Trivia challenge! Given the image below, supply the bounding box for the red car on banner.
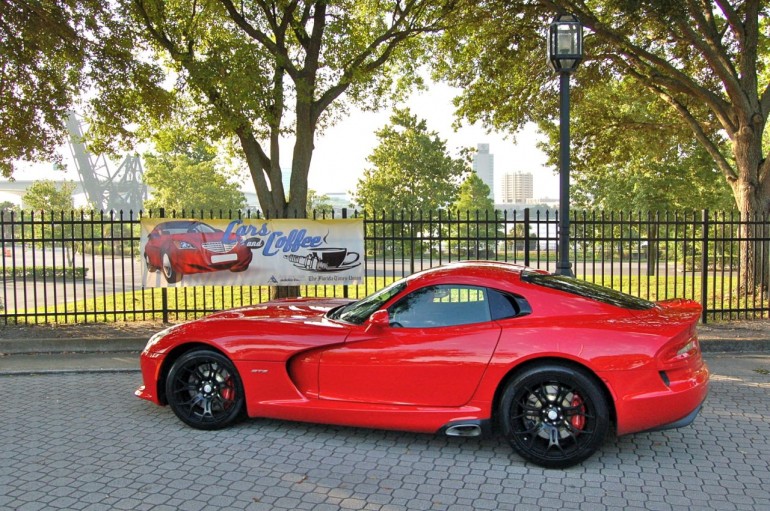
[143,220,253,283]
[136,261,709,467]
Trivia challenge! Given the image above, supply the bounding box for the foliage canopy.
[354,108,467,213]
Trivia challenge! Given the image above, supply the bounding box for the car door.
[318,284,502,407]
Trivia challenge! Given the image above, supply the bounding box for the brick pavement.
[1,361,769,511]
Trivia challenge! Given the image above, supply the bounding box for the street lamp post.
[548,14,583,277]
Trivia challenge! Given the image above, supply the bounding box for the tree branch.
[548,1,738,136]
[218,0,298,77]
[713,0,745,41]
[314,0,454,118]
[646,81,738,183]
[133,1,193,63]
[681,1,744,108]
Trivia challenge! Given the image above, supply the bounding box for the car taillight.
[657,335,700,370]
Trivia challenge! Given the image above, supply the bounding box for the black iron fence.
[2,208,768,324]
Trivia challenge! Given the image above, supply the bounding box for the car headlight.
[144,325,176,353]
[174,240,196,250]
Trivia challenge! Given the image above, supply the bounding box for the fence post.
[159,207,169,324]
[342,208,349,299]
[524,208,531,267]
[701,209,709,324]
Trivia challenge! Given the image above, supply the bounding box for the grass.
[3,276,399,325]
[3,273,767,325]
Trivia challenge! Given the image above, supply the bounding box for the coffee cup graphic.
[310,247,360,269]
[285,248,360,271]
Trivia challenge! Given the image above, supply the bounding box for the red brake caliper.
[221,377,234,402]
[570,394,586,430]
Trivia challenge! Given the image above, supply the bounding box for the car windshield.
[521,272,655,310]
[159,221,220,235]
[190,222,220,233]
[327,280,407,324]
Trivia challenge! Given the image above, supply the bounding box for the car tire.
[144,252,158,273]
[162,251,182,283]
[165,349,245,430]
[499,364,610,468]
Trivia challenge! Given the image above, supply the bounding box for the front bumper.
[134,351,165,405]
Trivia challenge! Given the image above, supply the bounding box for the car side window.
[389,285,492,328]
[487,288,531,320]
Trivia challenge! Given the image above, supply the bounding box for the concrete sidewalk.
[0,320,768,375]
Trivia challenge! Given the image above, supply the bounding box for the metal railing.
[2,208,768,324]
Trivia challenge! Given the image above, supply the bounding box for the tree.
[436,0,770,290]
[451,172,500,258]
[23,180,76,212]
[538,77,735,212]
[0,1,172,177]
[119,0,459,219]
[354,108,467,257]
[3,1,458,213]
[307,190,335,218]
[354,108,466,213]
[22,180,78,264]
[0,201,17,214]
[452,171,494,213]
[142,125,246,213]
[506,224,538,253]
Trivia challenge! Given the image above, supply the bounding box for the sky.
[2,81,559,206]
[309,81,559,201]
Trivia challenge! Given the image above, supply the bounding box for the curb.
[0,337,147,356]
[0,368,140,376]
[699,339,770,353]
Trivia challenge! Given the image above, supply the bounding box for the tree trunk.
[236,102,316,300]
[731,123,770,293]
[732,183,770,293]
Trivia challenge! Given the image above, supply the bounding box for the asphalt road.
[1,353,769,510]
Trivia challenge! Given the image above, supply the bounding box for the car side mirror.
[367,309,391,329]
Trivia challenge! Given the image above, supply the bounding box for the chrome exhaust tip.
[444,424,482,437]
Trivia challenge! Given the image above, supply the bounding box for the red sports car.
[144,220,253,283]
[136,261,709,467]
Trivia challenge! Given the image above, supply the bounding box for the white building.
[472,143,494,200]
[501,172,534,204]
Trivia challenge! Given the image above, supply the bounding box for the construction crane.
[66,113,147,212]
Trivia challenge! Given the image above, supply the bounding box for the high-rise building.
[472,143,494,200]
[501,172,534,204]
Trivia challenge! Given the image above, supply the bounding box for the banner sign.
[140,218,364,287]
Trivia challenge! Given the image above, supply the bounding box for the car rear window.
[521,272,655,310]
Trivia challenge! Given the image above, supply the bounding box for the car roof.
[156,220,197,228]
[405,261,533,288]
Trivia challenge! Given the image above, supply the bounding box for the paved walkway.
[1,320,769,510]
[1,353,769,510]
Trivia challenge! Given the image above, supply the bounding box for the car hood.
[204,297,354,321]
[146,298,356,361]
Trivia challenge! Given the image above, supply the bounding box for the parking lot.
[1,354,769,511]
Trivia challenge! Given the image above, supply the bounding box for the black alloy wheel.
[165,350,245,430]
[500,364,610,468]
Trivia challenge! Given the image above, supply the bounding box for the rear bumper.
[606,360,709,436]
[644,401,704,432]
